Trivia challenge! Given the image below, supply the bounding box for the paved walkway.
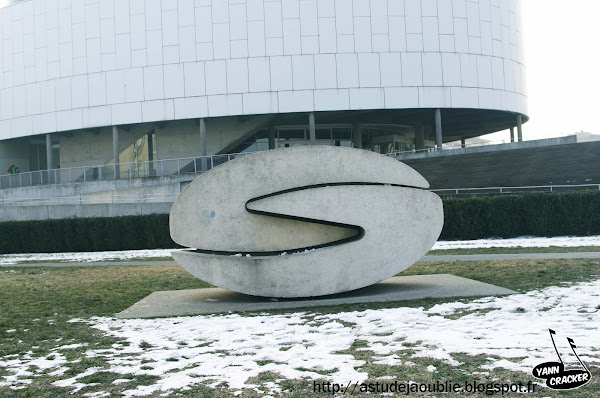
[2,252,600,267]
[420,252,600,262]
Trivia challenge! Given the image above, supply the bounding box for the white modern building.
[0,0,527,185]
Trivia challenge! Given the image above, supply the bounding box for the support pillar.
[461,138,466,148]
[45,133,53,170]
[415,124,425,151]
[308,112,316,145]
[353,123,363,149]
[46,133,53,183]
[268,127,276,150]
[199,118,208,171]
[510,127,515,143]
[148,129,155,176]
[112,126,119,179]
[516,114,523,142]
[435,109,443,150]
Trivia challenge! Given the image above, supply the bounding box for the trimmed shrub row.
[0,214,178,254]
[440,190,600,240]
[1,191,599,254]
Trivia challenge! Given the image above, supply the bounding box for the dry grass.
[1,260,599,397]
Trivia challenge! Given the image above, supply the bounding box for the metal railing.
[0,193,180,206]
[385,141,506,158]
[3,184,599,207]
[1,137,581,190]
[431,184,600,197]
[386,136,578,158]
[0,145,493,190]
[0,152,252,190]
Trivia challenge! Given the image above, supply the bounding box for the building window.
[29,141,60,171]
[106,129,157,177]
[229,124,419,155]
[362,125,417,154]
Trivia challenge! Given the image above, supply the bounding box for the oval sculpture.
[170,146,444,298]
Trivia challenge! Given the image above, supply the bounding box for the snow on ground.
[0,249,183,265]
[1,280,599,396]
[1,236,600,265]
[433,235,600,250]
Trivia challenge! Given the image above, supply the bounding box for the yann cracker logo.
[532,329,592,390]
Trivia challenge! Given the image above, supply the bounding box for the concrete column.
[435,109,443,150]
[199,118,208,171]
[199,118,207,156]
[510,127,515,143]
[516,114,523,142]
[461,138,466,148]
[148,130,155,176]
[415,125,425,151]
[45,133,53,170]
[112,126,120,179]
[308,112,316,145]
[268,127,276,149]
[353,123,363,149]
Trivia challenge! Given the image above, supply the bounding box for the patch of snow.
[47,367,69,377]
[434,235,600,250]
[426,365,437,372]
[28,353,68,371]
[52,367,103,393]
[52,343,87,351]
[372,354,403,366]
[5,329,16,333]
[1,280,598,395]
[83,392,110,398]
[0,249,182,265]
[113,379,135,385]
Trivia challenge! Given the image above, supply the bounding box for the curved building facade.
[0,0,527,178]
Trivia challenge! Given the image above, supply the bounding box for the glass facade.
[362,125,417,154]
[106,129,157,178]
[277,126,353,148]
[29,142,60,171]
[232,124,419,155]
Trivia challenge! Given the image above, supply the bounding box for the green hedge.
[440,190,600,240]
[0,214,178,254]
[1,191,599,254]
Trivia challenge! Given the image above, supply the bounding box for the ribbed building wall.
[0,0,527,140]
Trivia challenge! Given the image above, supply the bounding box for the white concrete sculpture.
[170,146,444,298]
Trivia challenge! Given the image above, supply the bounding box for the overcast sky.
[483,0,600,143]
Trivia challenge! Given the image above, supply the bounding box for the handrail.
[0,193,180,206]
[0,151,252,190]
[2,184,599,207]
[0,144,505,190]
[431,184,600,196]
[0,138,586,191]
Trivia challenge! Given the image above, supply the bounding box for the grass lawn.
[1,259,599,397]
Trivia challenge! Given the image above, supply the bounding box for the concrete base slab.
[117,274,516,319]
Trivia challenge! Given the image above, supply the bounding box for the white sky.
[482,0,600,143]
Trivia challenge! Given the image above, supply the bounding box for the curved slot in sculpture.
[170,146,444,298]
